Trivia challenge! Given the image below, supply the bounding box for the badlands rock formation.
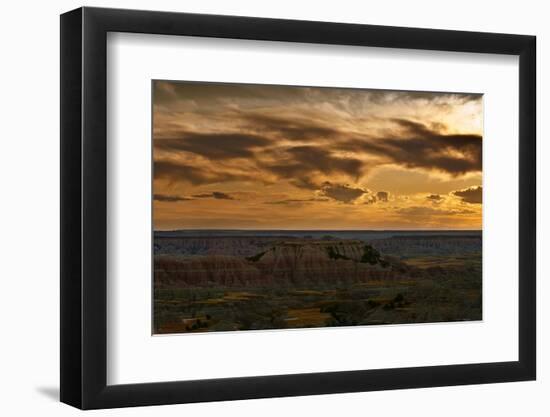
[155,240,409,287]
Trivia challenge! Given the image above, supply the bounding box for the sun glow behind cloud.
[153,81,482,230]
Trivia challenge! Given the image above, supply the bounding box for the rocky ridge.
[155,240,409,287]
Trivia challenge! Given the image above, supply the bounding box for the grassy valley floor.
[154,252,482,334]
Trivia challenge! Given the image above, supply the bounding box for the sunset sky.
[153,81,482,230]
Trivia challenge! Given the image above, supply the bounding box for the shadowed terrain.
[153,230,482,334]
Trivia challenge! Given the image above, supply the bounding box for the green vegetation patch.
[360,245,381,264]
[246,251,266,262]
[326,246,351,260]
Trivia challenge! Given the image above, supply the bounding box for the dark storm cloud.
[453,186,482,204]
[242,113,339,141]
[154,160,213,185]
[154,132,270,160]
[154,80,481,108]
[192,191,236,200]
[153,81,483,230]
[427,194,444,202]
[339,118,481,175]
[376,191,389,202]
[320,182,367,203]
[264,146,363,181]
[289,177,321,190]
[212,191,234,200]
[154,81,272,106]
[153,193,192,202]
[154,80,310,106]
[154,160,249,185]
[156,110,480,184]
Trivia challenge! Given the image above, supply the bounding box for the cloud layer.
[153,81,483,230]
[453,186,482,204]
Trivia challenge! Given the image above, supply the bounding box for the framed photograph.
[60,7,536,409]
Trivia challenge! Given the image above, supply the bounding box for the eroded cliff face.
[155,240,407,287]
[155,255,265,287]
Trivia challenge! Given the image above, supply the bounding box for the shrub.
[246,251,266,262]
[360,245,381,265]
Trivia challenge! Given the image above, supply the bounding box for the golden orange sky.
[153,81,482,230]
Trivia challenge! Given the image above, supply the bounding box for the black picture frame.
[60,6,536,410]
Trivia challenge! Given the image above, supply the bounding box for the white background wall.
[0,0,545,415]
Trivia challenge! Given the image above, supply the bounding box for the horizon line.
[154,228,482,232]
